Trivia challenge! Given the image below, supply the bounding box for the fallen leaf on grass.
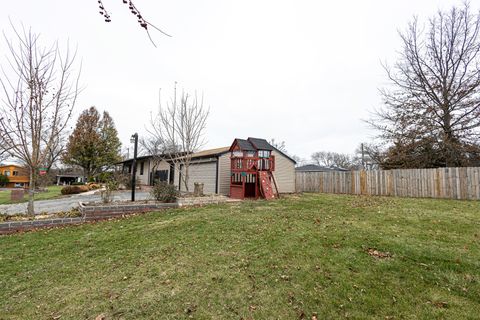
[432,301,448,309]
[95,314,106,320]
[184,303,197,314]
[366,248,392,259]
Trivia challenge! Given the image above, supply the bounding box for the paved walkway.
[0,191,152,215]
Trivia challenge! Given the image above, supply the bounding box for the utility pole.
[361,143,365,170]
[131,133,138,201]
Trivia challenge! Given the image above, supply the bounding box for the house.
[55,169,86,185]
[121,155,175,187]
[120,137,296,197]
[0,164,29,188]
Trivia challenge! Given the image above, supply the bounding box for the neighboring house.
[55,173,86,185]
[295,164,349,172]
[120,137,296,196]
[0,164,29,188]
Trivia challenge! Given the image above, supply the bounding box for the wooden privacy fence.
[295,167,480,200]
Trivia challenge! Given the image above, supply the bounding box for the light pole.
[130,133,138,202]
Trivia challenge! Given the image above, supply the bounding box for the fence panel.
[295,167,480,200]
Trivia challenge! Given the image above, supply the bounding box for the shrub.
[61,185,89,195]
[101,179,117,203]
[96,171,113,183]
[0,174,9,187]
[150,182,178,203]
[87,183,101,190]
[56,209,82,218]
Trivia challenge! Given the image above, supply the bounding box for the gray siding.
[271,150,296,193]
[217,153,231,195]
[179,160,217,194]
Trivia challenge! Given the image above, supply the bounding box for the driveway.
[0,190,152,215]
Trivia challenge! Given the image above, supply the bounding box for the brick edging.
[0,217,84,235]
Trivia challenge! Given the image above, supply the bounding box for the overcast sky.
[1,0,475,161]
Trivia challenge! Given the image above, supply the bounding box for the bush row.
[61,185,90,195]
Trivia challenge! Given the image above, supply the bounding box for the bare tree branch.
[96,0,171,47]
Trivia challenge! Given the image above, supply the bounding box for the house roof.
[234,139,256,151]
[295,164,348,172]
[190,147,230,158]
[247,137,273,151]
[117,155,155,164]
[118,147,230,164]
[0,164,26,169]
[229,137,296,164]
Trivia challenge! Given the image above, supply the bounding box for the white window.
[258,150,271,158]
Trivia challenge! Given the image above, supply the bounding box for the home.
[120,137,296,197]
[0,164,30,188]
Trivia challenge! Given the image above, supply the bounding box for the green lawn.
[0,194,479,319]
[0,186,64,205]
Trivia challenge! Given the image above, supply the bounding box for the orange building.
[0,165,30,188]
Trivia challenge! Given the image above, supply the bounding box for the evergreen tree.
[63,107,121,179]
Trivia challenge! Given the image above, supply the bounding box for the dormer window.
[258,150,271,158]
[232,151,243,157]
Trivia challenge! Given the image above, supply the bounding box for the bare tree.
[352,143,380,170]
[147,85,209,191]
[290,154,306,167]
[0,25,80,214]
[138,135,168,177]
[370,3,480,168]
[311,151,359,170]
[268,138,288,153]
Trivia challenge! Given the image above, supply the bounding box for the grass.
[0,185,64,205]
[0,193,479,319]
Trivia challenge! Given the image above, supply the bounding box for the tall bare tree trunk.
[27,168,35,215]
